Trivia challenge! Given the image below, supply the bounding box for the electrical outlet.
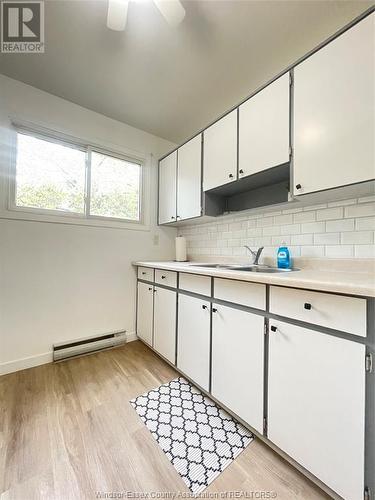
[153,234,159,246]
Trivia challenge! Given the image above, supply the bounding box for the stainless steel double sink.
[189,263,298,273]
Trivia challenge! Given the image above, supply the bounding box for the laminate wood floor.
[0,341,330,500]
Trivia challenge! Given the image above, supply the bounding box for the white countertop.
[134,260,375,298]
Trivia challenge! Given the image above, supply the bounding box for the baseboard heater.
[53,330,127,362]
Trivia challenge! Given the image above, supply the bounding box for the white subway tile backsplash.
[274,214,293,225]
[231,229,247,239]
[272,235,291,245]
[325,245,354,257]
[316,207,343,221]
[326,218,355,232]
[293,211,316,223]
[280,224,301,235]
[263,226,280,236]
[291,234,314,245]
[247,228,263,237]
[345,203,375,218]
[301,222,325,234]
[356,217,375,231]
[179,198,375,260]
[341,231,374,245]
[233,247,247,256]
[228,239,241,247]
[282,207,303,214]
[327,198,356,207]
[354,245,375,258]
[300,246,325,257]
[314,233,340,245]
[289,246,301,257]
[303,203,327,211]
[229,221,245,231]
[257,216,274,227]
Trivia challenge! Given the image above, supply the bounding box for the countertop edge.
[133,261,375,298]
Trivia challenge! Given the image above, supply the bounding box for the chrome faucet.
[244,245,264,265]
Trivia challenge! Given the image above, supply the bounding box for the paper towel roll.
[175,236,187,262]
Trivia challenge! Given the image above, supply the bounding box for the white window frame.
[6,123,147,229]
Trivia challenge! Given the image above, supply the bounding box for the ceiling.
[0,0,372,143]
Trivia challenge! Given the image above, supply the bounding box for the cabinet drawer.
[269,286,366,337]
[155,269,177,288]
[179,273,211,296]
[214,278,266,310]
[137,266,154,282]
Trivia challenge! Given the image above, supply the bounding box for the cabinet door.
[211,304,264,433]
[293,14,375,195]
[136,282,154,346]
[239,74,289,178]
[203,110,237,191]
[177,135,202,221]
[153,286,176,364]
[177,294,210,390]
[159,151,177,224]
[268,320,365,500]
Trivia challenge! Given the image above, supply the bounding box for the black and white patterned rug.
[130,377,254,494]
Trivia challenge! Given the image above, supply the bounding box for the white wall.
[0,75,177,374]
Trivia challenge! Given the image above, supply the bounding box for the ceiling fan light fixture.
[153,0,186,27]
[107,0,129,31]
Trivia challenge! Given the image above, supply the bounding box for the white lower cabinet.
[211,304,264,433]
[177,294,211,391]
[153,286,176,364]
[268,320,366,500]
[136,282,154,346]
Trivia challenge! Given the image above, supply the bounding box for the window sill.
[0,208,151,231]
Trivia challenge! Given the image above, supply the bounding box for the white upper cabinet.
[177,135,202,220]
[158,151,177,224]
[293,14,375,196]
[203,110,237,191]
[239,73,290,178]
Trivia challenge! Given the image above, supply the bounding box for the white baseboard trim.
[126,331,138,343]
[0,331,138,376]
[0,352,53,376]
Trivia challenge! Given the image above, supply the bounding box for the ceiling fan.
[107,0,186,31]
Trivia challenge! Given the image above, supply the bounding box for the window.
[90,151,140,221]
[13,129,142,222]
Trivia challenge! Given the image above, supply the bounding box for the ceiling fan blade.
[107,0,129,31]
[153,0,185,27]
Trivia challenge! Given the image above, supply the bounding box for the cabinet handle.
[295,184,302,190]
[228,173,234,179]
[171,216,176,220]
[239,169,244,175]
[270,325,277,332]
[202,304,208,310]
[153,289,157,293]
[176,215,181,219]
[161,275,166,279]
[304,303,312,310]
[212,307,218,313]
[148,287,153,291]
[142,272,146,275]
